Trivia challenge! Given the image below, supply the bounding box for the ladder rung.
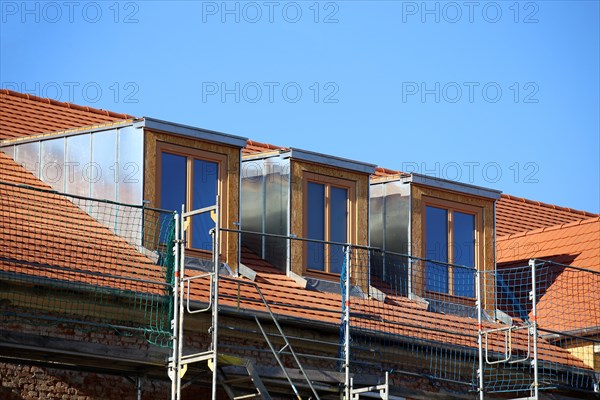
[181,351,214,365]
[233,393,261,400]
[224,376,253,385]
[507,398,536,400]
[277,343,289,355]
[351,383,388,394]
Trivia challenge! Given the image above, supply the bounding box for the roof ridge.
[245,139,288,151]
[373,166,411,178]
[375,166,401,174]
[0,88,136,120]
[500,193,599,217]
[497,215,600,241]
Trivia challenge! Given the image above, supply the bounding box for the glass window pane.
[385,183,410,254]
[329,186,347,274]
[40,138,65,192]
[454,212,475,267]
[191,159,218,250]
[118,126,143,205]
[240,160,265,257]
[15,141,40,178]
[160,153,187,243]
[426,206,448,293]
[307,182,325,270]
[264,160,288,269]
[161,153,187,212]
[369,187,384,281]
[454,212,475,297]
[1,145,15,159]
[66,135,91,197]
[91,130,117,201]
[369,185,384,249]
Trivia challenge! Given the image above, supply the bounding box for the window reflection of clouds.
[16,141,40,178]
[10,126,144,206]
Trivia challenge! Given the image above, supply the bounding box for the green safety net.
[0,181,176,348]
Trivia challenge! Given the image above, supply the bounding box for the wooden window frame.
[302,172,355,277]
[156,141,227,256]
[421,196,482,299]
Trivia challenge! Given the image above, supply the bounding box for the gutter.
[540,326,600,342]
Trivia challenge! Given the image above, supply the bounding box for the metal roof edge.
[406,173,502,199]
[141,117,248,148]
[289,147,377,175]
[0,119,137,146]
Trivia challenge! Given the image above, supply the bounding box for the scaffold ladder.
[220,276,321,400]
[170,198,319,400]
[216,354,272,400]
[170,199,221,400]
[350,372,389,400]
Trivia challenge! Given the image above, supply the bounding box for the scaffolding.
[478,259,600,399]
[170,201,322,400]
[2,182,598,399]
[192,230,598,399]
[0,181,176,348]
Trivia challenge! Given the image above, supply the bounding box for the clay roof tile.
[0,89,135,140]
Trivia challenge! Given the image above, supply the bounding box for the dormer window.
[241,147,373,288]
[158,142,224,251]
[144,120,246,270]
[304,174,354,274]
[369,173,499,312]
[424,199,480,298]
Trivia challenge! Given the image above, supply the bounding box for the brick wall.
[0,363,234,400]
[1,364,164,400]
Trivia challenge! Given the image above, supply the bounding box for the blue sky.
[1,0,599,212]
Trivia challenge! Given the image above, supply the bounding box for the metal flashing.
[238,263,257,281]
[141,117,248,148]
[288,270,308,288]
[289,148,377,175]
[401,172,502,200]
[369,286,386,302]
[0,119,137,146]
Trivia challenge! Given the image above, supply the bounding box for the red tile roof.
[0,89,135,140]
[0,89,593,376]
[371,167,411,179]
[0,152,163,294]
[184,248,590,370]
[496,194,598,236]
[242,139,288,155]
[497,217,600,333]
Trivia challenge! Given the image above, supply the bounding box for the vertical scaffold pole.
[344,245,351,400]
[529,259,539,400]
[136,376,143,400]
[177,206,186,399]
[211,195,220,400]
[476,270,484,400]
[170,210,181,400]
[407,256,413,299]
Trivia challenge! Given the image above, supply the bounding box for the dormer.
[241,142,376,290]
[370,170,501,312]
[0,118,247,270]
[142,118,246,270]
